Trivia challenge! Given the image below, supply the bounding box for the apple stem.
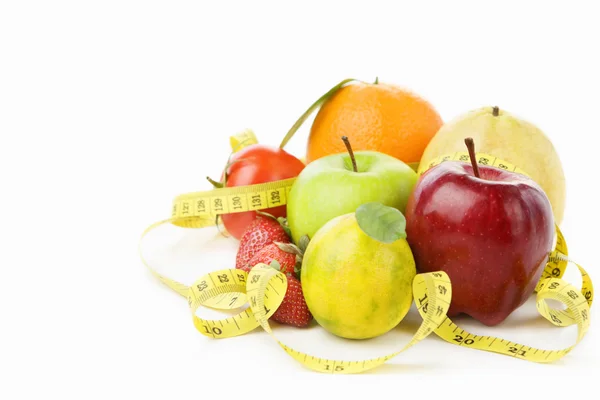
[464,137,481,178]
[492,106,499,116]
[341,136,358,173]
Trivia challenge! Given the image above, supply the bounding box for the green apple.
[287,149,417,243]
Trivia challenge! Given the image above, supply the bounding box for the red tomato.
[222,144,305,239]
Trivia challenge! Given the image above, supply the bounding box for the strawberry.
[235,215,290,270]
[241,242,302,275]
[271,273,313,328]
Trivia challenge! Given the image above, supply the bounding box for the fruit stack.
[219,78,570,338]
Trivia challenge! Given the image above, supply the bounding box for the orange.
[306,82,443,167]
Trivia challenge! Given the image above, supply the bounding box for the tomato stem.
[206,176,223,188]
[492,106,499,116]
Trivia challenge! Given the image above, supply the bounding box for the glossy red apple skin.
[405,161,554,326]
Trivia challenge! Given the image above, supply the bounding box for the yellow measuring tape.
[140,138,594,373]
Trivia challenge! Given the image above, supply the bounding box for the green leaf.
[297,235,310,253]
[294,260,302,280]
[355,202,407,244]
[277,217,292,239]
[274,241,303,256]
[278,78,360,149]
[256,210,277,220]
[270,260,281,271]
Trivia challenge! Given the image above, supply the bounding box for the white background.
[1,1,599,399]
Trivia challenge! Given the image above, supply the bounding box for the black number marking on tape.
[217,274,229,283]
[232,196,243,210]
[436,306,444,317]
[453,335,475,345]
[197,281,208,291]
[419,293,428,313]
[252,195,262,207]
[567,290,579,299]
[549,282,560,290]
[325,365,345,372]
[197,200,206,213]
[551,314,562,324]
[508,347,527,357]
[552,268,561,277]
[270,191,281,204]
[204,326,222,335]
[214,198,224,212]
[438,285,447,295]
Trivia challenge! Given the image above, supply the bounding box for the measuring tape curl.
[140,129,296,296]
[140,140,594,373]
[187,264,452,374]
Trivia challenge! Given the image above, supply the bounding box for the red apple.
[405,140,555,326]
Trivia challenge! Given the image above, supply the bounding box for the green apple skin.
[287,151,417,243]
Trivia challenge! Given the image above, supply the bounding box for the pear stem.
[464,137,480,178]
[492,106,499,116]
[341,136,358,173]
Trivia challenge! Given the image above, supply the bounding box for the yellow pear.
[419,106,566,224]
